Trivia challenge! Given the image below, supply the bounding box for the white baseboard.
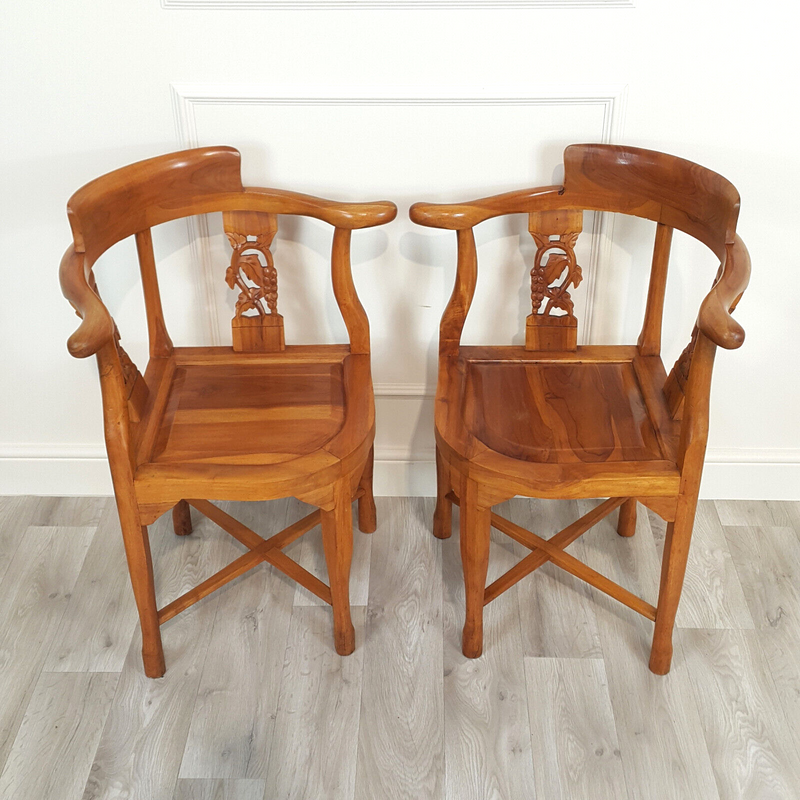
[1,446,799,501]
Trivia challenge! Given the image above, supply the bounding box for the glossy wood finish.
[60,147,397,675]
[411,143,750,674]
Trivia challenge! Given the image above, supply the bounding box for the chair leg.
[172,500,193,536]
[617,498,637,537]
[433,445,453,539]
[461,480,491,658]
[118,513,165,678]
[649,496,698,674]
[357,446,377,534]
[321,481,356,656]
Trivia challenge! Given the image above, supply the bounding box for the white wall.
[1,0,798,499]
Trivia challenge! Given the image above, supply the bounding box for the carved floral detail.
[672,326,698,386]
[529,231,583,318]
[225,231,278,317]
[113,323,140,389]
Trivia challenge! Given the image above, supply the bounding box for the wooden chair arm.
[242,187,397,229]
[59,246,115,358]
[409,186,563,230]
[697,235,750,349]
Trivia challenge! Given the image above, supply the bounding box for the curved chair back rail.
[60,146,395,676]
[62,146,397,357]
[411,143,749,676]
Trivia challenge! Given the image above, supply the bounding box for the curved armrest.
[243,187,397,229]
[410,186,563,230]
[697,234,750,349]
[59,246,115,358]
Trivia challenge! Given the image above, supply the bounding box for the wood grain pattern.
[724,524,800,750]
[173,780,265,800]
[714,499,793,528]
[355,498,444,800]
[647,502,753,630]
[265,606,366,800]
[150,363,345,465]
[524,658,626,800]
[23,496,108,528]
[0,526,94,770]
[43,501,167,672]
[0,496,37,586]
[83,518,240,799]
[0,672,118,800]
[502,499,602,659]
[464,360,664,464]
[575,499,721,800]
[683,628,800,799]
[1,498,800,799]
[442,509,535,800]
[179,500,294,780]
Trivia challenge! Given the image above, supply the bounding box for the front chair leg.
[433,445,453,539]
[172,499,193,536]
[357,446,377,534]
[617,498,637,537]
[460,480,491,658]
[321,481,356,655]
[649,497,698,674]
[118,513,165,678]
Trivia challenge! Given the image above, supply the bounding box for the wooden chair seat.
[60,147,396,676]
[438,345,681,499]
[146,352,349,466]
[131,347,374,509]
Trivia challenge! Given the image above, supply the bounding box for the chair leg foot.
[357,447,377,534]
[649,499,698,675]
[433,445,453,539]
[617,498,637,538]
[322,481,356,656]
[333,624,356,656]
[172,500,193,536]
[460,479,490,659]
[142,643,167,678]
[648,644,672,676]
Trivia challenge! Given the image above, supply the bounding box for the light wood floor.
[0,495,799,800]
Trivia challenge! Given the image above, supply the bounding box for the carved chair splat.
[411,143,750,674]
[61,146,396,676]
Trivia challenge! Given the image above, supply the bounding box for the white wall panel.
[1,0,798,498]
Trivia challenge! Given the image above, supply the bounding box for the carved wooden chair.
[410,144,750,674]
[60,147,396,676]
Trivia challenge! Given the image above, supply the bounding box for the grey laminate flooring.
[0,495,799,800]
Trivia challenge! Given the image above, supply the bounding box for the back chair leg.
[357,446,377,534]
[433,445,453,539]
[172,499,193,536]
[649,496,698,674]
[322,481,356,656]
[118,512,165,677]
[617,498,637,537]
[461,480,491,658]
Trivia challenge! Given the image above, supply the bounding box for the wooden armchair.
[410,144,750,674]
[60,147,397,677]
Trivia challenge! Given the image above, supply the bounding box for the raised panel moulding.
[163,1,634,9]
[170,84,628,354]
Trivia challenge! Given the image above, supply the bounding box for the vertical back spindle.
[637,222,673,356]
[135,229,173,358]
